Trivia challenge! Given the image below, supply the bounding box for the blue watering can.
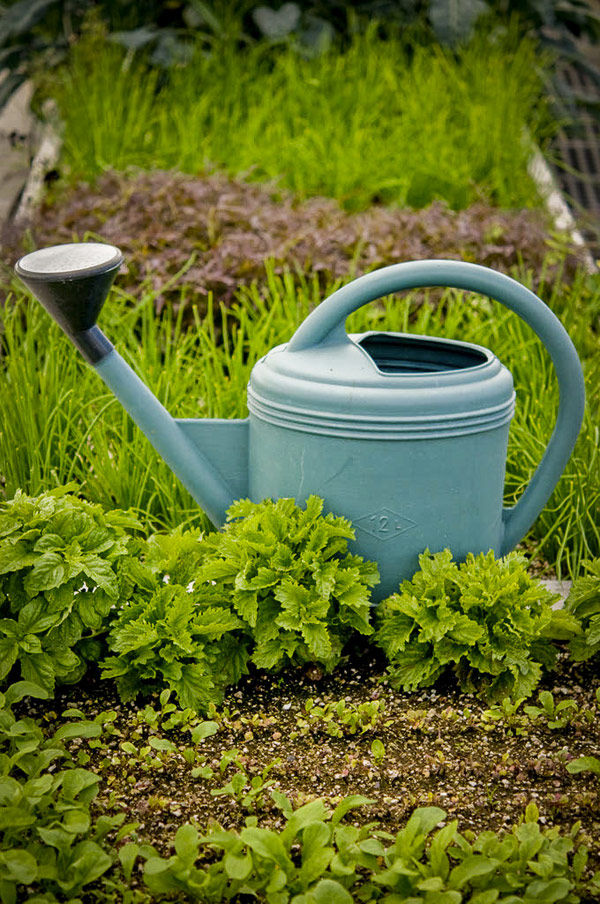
[15,243,585,598]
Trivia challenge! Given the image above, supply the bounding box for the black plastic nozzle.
[15,243,123,363]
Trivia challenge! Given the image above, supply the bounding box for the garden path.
[0,76,33,225]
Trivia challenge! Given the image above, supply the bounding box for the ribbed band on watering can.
[248,333,516,440]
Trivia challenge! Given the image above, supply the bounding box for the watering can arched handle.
[287,260,585,555]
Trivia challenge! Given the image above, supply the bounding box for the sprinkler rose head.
[15,242,123,362]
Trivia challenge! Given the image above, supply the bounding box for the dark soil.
[2,170,588,316]
[25,646,600,876]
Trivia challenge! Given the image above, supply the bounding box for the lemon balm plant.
[375,549,581,702]
[0,486,141,693]
[99,496,378,711]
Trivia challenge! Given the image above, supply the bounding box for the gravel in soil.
[21,645,600,874]
[1,170,587,315]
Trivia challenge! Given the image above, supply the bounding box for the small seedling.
[567,756,600,781]
[210,757,282,812]
[524,691,580,729]
[481,697,529,735]
[371,739,386,763]
[295,697,386,738]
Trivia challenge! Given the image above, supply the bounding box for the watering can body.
[247,331,514,599]
[15,248,585,599]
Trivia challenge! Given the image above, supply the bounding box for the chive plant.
[54,26,552,211]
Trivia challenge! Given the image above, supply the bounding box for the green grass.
[1,261,598,577]
[54,26,552,211]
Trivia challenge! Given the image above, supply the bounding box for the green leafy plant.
[0,681,132,901]
[99,495,376,710]
[564,557,600,661]
[121,794,378,900]
[375,549,581,702]
[134,687,220,736]
[100,582,249,712]
[524,690,581,730]
[0,486,140,694]
[97,521,252,715]
[210,755,282,813]
[121,797,590,902]
[195,495,378,673]
[294,697,387,738]
[143,524,205,586]
[481,696,530,736]
[370,738,386,763]
[56,26,551,211]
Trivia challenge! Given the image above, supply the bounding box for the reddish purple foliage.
[4,169,584,316]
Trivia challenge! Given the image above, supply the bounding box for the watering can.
[15,243,585,598]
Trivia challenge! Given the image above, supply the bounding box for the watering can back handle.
[287,260,585,555]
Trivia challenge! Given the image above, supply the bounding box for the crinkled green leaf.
[386,642,445,690]
[300,622,332,662]
[23,552,66,595]
[172,663,216,712]
[108,619,159,654]
[377,550,561,701]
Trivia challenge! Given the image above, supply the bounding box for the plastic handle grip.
[287,260,585,553]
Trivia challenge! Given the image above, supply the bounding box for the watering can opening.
[357,332,490,375]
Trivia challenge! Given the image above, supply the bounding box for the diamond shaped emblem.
[354,508,417,542]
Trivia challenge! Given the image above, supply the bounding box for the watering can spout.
[14,243,241,526]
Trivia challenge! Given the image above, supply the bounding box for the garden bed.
[3,169,585,316]
[2,488,599,902]
[14,648,600,899]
